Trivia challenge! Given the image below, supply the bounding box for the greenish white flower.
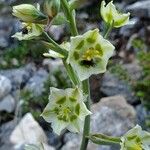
[120,125,150,150]
[67,28,115,81]
[12,23,43,41]
[41,87,91,135]
[12,4,47,23]
[100,1,130,28]
[44,0,60,18]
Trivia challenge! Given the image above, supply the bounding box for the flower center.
[53,97,81,122]
[80,47,103,67]
[21,23,32,35]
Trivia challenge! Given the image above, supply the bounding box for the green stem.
[43,32,68,57]
[103,23,113,39]
[61,0,78,36]
[88,133,121,145]
[80,80,91,150]
[63,60,79,86]
[61,1,91,149]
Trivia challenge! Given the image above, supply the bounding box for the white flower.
[12,23,43,41]
[121,125,150,150]
[101,1,130,28]
[67,28,115,81]
[41,87,91,135]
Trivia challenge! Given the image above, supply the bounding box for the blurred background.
[0,0,150,150]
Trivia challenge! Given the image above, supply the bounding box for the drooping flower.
[100,1,130,28]
[120,125,150,150]
[41,87,91,135]
[12,23,43,41]
[12,4,47,23]
[67,28,115,81]
[44,0,60,18]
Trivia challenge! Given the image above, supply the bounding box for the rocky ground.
[0,0,150,150]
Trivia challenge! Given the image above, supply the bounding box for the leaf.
[87,133,121,145]
[51,13,68,25]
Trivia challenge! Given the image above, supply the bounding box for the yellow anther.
[82,47,102,61]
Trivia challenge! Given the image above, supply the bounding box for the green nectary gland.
[125,136,143,150]
[53,97,80,122]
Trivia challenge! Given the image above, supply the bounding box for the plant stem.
[61,0,78,36]
[63,60,79,86]
[43,32,68,57]
[80,79,91,150]
[103,23,113,39]
[88,133,121,145]
[61,1,91,149]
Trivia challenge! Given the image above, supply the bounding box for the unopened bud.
[12,4,47,23]
[44,0,60,18]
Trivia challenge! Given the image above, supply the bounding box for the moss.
[0,41,46,69]
[109,62,131,82]
[134,51,150,110]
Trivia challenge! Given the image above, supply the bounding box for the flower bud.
[100,1,130,28]
[12,4,47,23]
[44,0,60,18]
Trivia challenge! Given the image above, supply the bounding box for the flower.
[12,4,47,23]
[67,28,115,81]
[44,0,60,18]
[100,1,130,28]
[120,125,150,150]
[41,87,91,135]
[12,23,43,41]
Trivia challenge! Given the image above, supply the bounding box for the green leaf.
[51,13,68,25]
[88,133,121,145]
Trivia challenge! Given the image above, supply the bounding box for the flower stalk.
[61,0,78,36]
[43,31,68,57]
[80,79,91,150]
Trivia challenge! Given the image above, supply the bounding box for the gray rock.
[119,18,139,37]
[0,116,55,150]
[0,0,17,5]
[0,95,15,112]
[0,75,12,99]
[122,61,142,81]
[100,71,137,104]
[0,63,36,90]
[62,95,136,150]
[10,113,48,150]
[49,25,65,41]
[25,68,48,96]
[0,18,21,49]
[43,59,63,73]
[136,105,150,131]
[0,120,17,150]
[127,0,150,18]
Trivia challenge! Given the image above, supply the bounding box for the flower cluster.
[11,1,149,148]
[41,87,91,134]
